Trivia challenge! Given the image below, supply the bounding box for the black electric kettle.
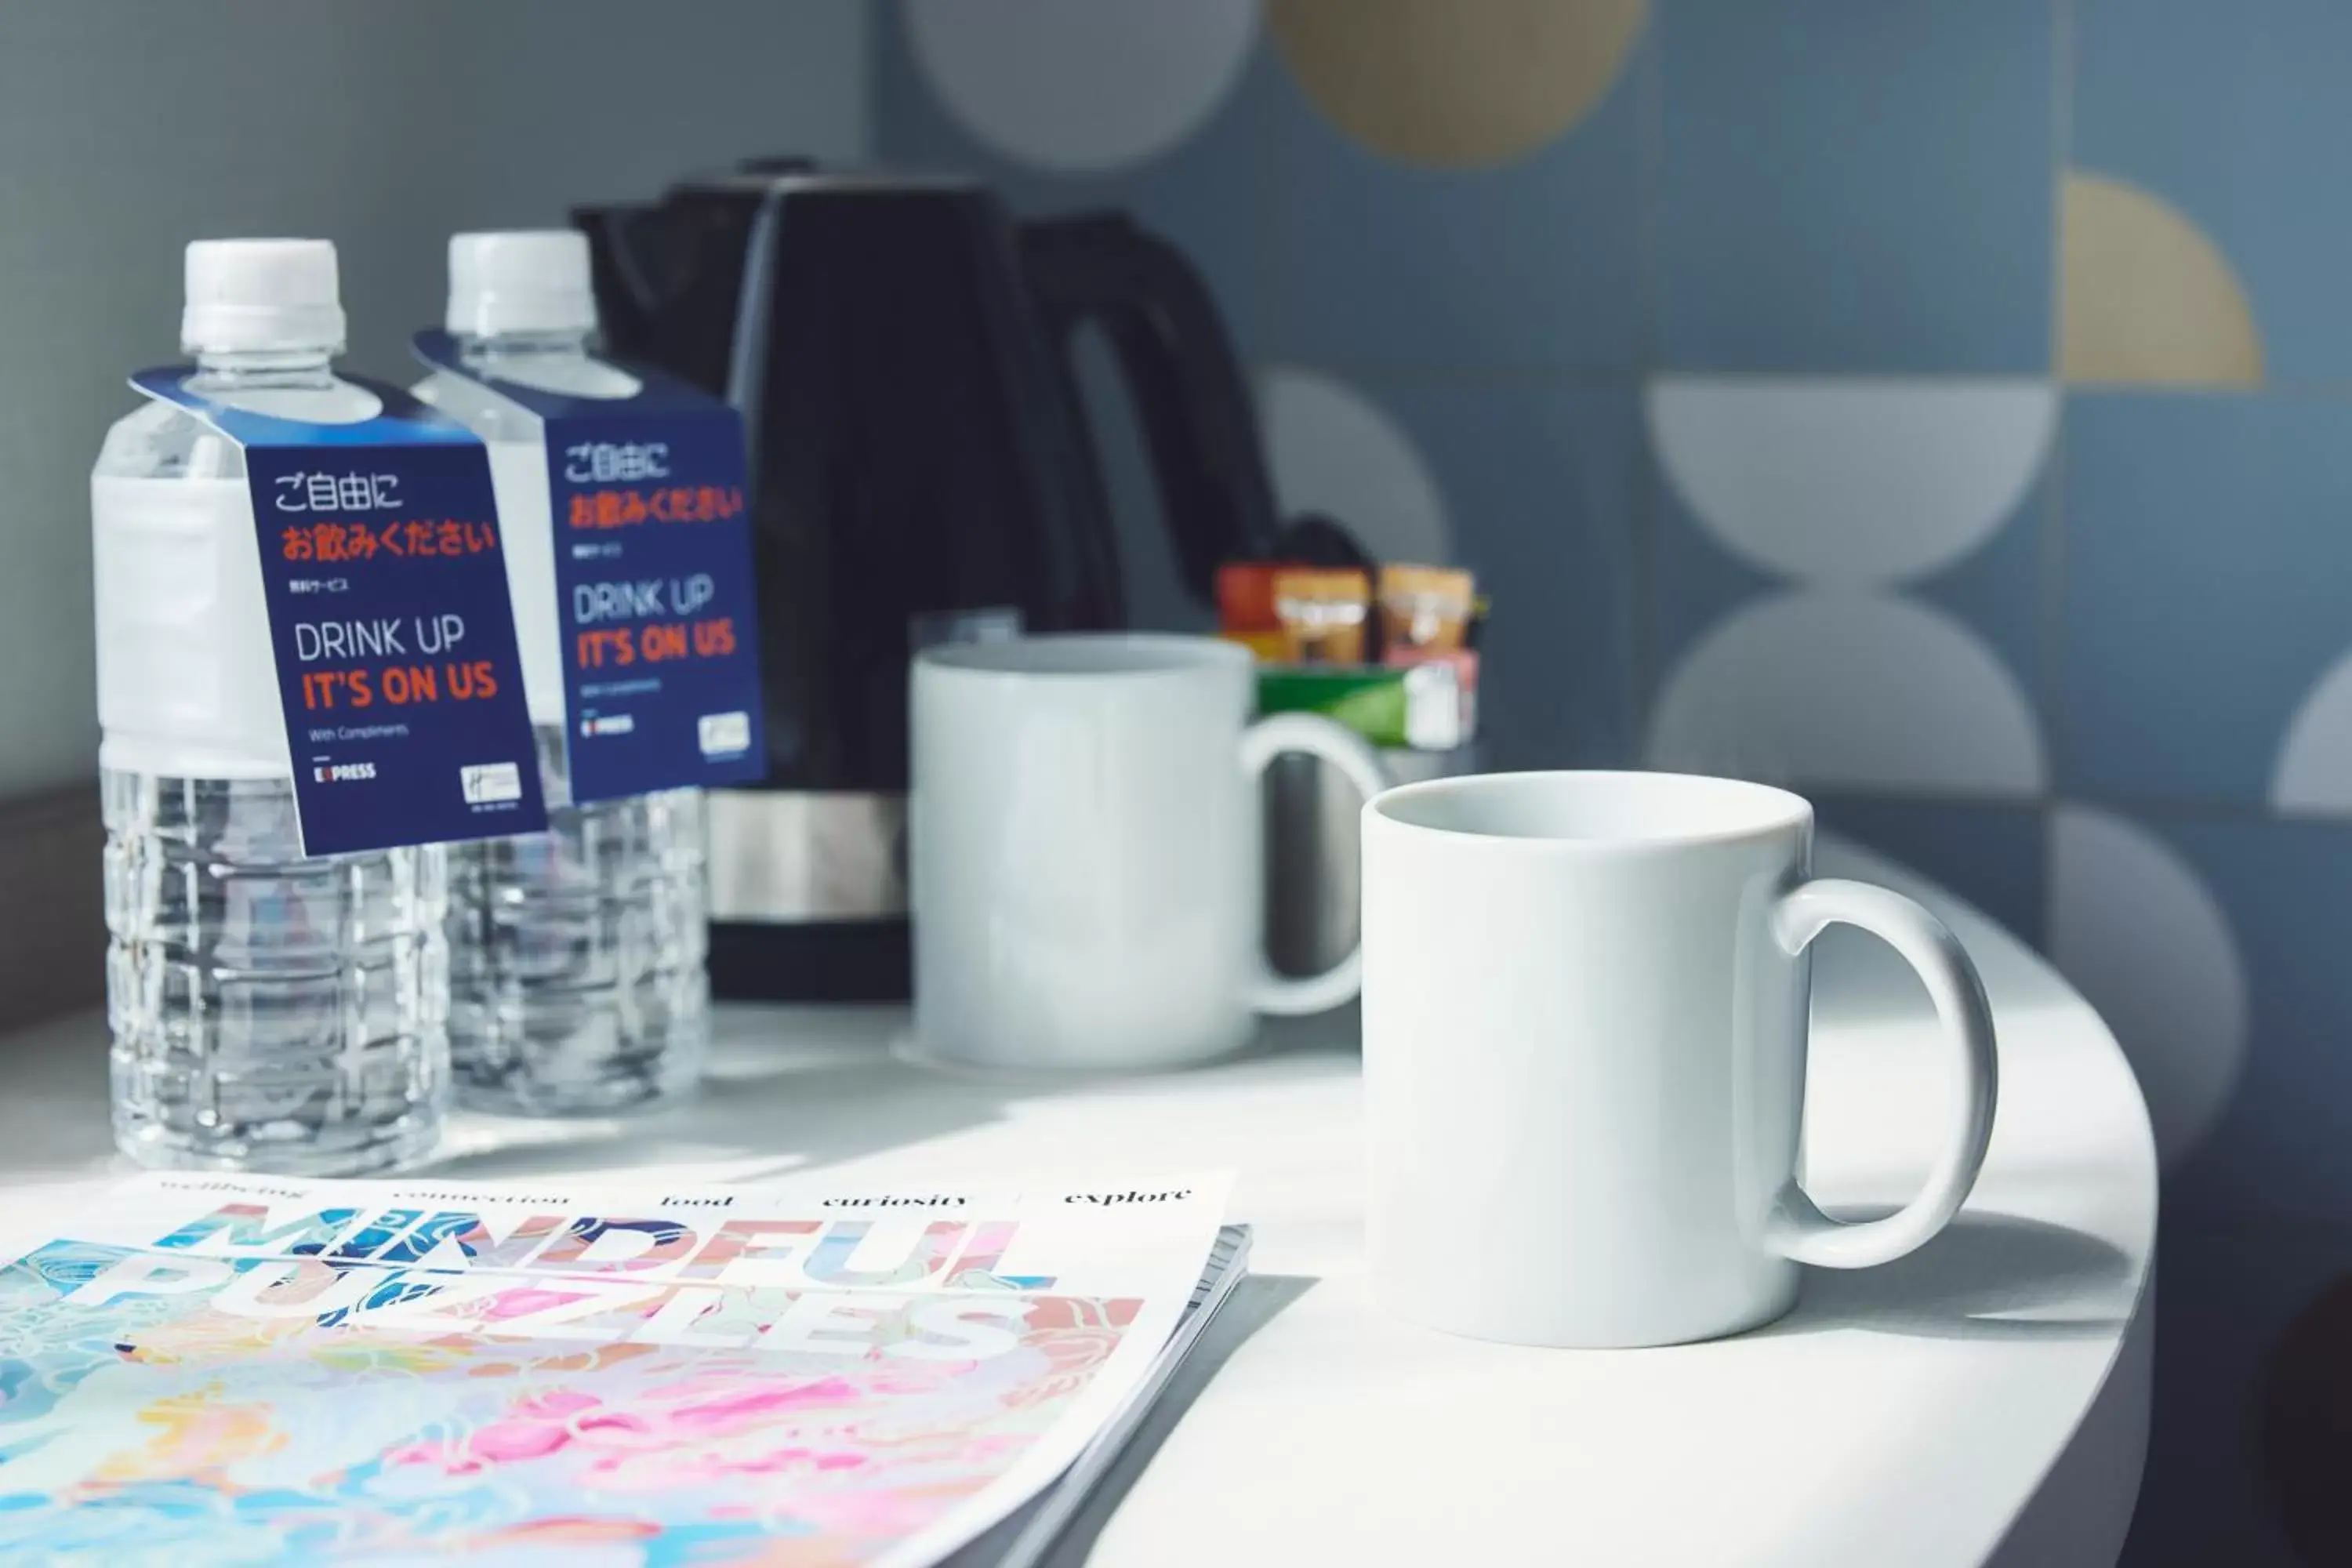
[576,162,1282,1001]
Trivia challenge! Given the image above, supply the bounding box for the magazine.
[956,1223,1252,1568]
[0,1169,1238,1564]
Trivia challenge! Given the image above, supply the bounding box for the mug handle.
[1764,878,2000,1269]
[1238,713,1394,1016]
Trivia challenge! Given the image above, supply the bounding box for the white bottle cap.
[447,230,597,338]
[181,238,346,354]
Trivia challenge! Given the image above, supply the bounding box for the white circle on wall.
[1645,591,2046,795]
[2273,648,2352,815]
[1259,366,1450,564]
[2049,803,2249,1167]
[906,0,1258,173]
[1646,376,2057,588]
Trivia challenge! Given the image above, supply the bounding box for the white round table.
[0,840,2154,1566]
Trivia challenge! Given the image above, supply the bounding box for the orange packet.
[1378,564,1475,659]
[1273,567,1370,664]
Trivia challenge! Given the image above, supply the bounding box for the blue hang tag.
[131,367,549,856]
[412,330,768,804]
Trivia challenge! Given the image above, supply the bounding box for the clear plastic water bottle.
[416,231,710,1115]
[95,239,448,1174]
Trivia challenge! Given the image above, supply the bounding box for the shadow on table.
[419,1007,1022,1182]
[949,1274,1321,1568]
[419,1000,1359,1185]
[1761,1210,2136,1342]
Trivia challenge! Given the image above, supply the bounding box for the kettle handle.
[1019,214,1282,609]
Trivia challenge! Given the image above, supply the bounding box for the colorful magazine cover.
[0,1171,1232,1565]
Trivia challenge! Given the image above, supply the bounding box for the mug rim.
[1367,769,1813,850]
[916,631,1251,680]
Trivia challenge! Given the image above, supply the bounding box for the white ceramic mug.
[912,633,1390,1071]
[1363,771,1998,1348]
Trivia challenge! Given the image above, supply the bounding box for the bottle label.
[412,332,767,804]
[131,368,549,855]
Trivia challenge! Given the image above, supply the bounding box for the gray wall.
[0,0,868,797]
[876,4,2352,1560]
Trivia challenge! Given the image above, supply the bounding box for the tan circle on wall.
[1266,0,1647,169]
[2060,170,2263,387]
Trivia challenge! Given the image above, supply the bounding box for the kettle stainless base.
[704,789,912,1002]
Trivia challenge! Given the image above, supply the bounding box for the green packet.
[1257,662,1465,750]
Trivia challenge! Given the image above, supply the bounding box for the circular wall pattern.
[1266,0,1647,169]
[2060,171,2263,387]
[906,0,1258,173]
[2048,804,2249,1168]
[2273,648,2352,815]
[1258,366,1450,564]
[1646,376,2056,588]
[1645,592,2046,795]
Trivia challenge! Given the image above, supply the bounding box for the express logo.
[311,762,378,784]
